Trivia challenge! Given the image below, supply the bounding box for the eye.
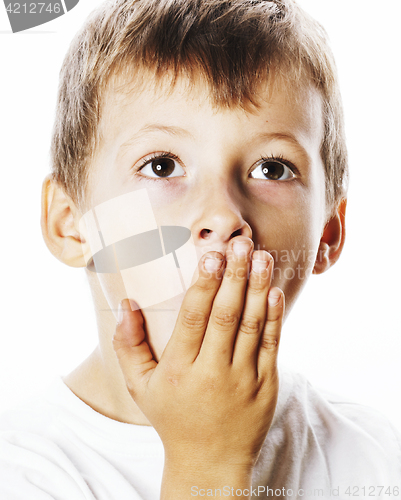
[250,158,295,181]
[139,154,185,179]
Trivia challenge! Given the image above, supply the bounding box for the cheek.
[249,185,322,301]
[256,218,319,317]
[250,181,312,244]
[144,181,187,212]
[250,179,307,209]
[255,220,318,277]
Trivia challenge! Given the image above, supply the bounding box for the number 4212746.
[5,3,62,14]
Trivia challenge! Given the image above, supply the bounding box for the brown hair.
[51,0,348,215]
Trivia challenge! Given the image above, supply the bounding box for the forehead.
[98,70,324,148]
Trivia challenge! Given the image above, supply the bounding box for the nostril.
[200,229,212,239]
[230,228,243,238]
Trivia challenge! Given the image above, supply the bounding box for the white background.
[0,1,400,429]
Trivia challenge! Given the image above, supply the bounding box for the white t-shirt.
[0,369,400,499]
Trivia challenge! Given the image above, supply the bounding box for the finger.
[232,250,274,372]
[257,287,284,380]
[198,236,253,365]
[161,252,225,364]
[112,299,157,398]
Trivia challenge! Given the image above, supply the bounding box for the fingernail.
[268,292,281,307]
[117,302,124,324]
[252,259,268,273]
[204,257,223,273]
[128,299,140,311]
[233,241,251,257]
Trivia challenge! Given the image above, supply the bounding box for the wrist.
[162,455,254,500]
[164,449,255,477]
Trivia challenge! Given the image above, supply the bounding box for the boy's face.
[83,72,328,358]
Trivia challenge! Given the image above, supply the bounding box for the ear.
[41,174,90,267]
[313,198,347,275]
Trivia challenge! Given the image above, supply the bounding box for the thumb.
[112,299,157,398]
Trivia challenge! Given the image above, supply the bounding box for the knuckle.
[212,306,240,329]
[195,275,219,292]
[268,309,282,323]
[197,367,229,396]
[112,332,130,354]
[162,362,183,387]
[180,308,208,331]
[260,334,279,351]
[239,314,262,336]
[223,266,247,282]
[248,275,267,293]
[111,334,121,351]
[199,372,218,393]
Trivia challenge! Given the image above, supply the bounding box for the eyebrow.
[118,125,311,165]
[255,131,308,151]
[119,124,194,152]
[254,131,312,164]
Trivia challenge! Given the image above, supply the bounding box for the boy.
[1,0,400,498]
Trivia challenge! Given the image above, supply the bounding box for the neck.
[63,345,151,426]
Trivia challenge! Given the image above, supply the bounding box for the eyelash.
[136,152,299,180]
[256,154,299,176]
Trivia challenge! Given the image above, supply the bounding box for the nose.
[191,184,252,255]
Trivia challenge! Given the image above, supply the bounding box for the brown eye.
[139,155,185,179]
[151,158,176,177]
[251,159,294,181]
[261,161,284,180]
